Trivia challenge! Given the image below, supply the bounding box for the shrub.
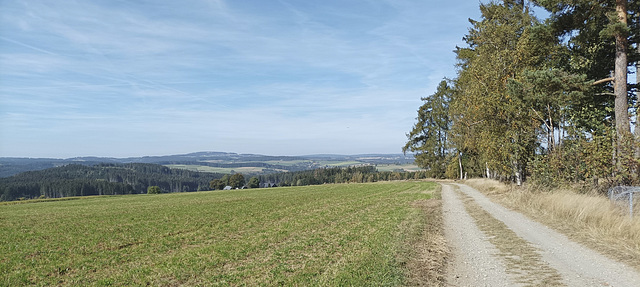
[147,186,161,194]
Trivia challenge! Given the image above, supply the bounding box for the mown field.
[0,181,437,286]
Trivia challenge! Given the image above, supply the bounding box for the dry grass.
[465,178,640,271]
[401,197,448,286]
[464,178,509,195]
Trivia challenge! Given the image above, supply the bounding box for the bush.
[248,177,260,188]
[147,186,161,194]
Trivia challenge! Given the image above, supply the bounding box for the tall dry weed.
[465,178,640,269]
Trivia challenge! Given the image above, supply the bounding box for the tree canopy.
[405,0,638,188]
[229,173,246,189]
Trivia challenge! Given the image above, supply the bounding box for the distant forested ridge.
[0,152,415,178]
[0,163,223,201]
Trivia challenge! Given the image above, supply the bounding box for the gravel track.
[442,183,640,287]
[442,184,517,286]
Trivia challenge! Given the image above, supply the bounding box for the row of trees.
[210,166,435,191]
[1,162,430,201]
[404,0,639,188]
[254,166,430,187]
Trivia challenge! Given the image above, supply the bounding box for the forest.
[404,0,639,188]
[0,163,224,201]
[0,162,430,201]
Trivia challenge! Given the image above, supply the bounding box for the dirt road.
[442,183,640,287]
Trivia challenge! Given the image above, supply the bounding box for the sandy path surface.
[442,184,518,287]
[442,183,640,287]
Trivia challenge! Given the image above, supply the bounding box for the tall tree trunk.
[458,151,463,180]
[486,162,490,179]
[547,103,555,151]
[514,160,523,186]
[614,0,631,163]
[636,9,640,157]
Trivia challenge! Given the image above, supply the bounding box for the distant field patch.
[262,160,311,166]
[376,164,424,172]
[317,160,363,167]
[165,164,276,174]
[0,181,437,286]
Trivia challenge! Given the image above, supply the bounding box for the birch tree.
[451,0,543,185]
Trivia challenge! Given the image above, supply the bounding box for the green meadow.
[0,181,436,286]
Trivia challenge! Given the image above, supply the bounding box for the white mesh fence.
[608,186,640,218]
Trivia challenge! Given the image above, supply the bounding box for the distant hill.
[0,152,416,178]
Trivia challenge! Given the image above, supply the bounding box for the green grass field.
[0,181,437,286]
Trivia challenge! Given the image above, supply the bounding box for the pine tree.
[533,0,638,183]
[403,80,453,178]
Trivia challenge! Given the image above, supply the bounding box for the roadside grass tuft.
[0,181,440,286]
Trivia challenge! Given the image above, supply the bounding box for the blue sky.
[1,0,484,158]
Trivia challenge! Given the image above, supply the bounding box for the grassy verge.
[465,178,640,272]
[397,184,448,286]
[0,181,440,286]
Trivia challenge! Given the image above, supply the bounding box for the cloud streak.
[1,0,482,157]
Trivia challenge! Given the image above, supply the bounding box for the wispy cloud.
[0,36,58,55]
[1,0,481,157]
